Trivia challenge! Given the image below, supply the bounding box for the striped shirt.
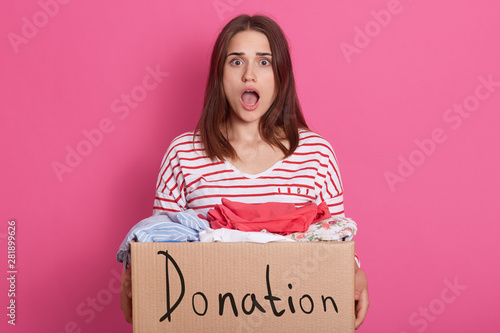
[153,130,345,217]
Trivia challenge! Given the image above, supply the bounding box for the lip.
[240,87,260,111]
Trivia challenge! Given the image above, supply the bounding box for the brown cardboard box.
[131,241,355,332]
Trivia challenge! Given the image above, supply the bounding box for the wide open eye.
[230,59,243,66]
[259,59,271,66]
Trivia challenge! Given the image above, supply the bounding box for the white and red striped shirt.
[153,130,344,217]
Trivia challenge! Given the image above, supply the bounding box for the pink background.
[2,0,499,332]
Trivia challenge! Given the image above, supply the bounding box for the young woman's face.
[223,30,276,126]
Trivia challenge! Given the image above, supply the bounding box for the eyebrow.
[226,52,272,57]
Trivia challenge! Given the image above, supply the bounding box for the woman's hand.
[120,266,133,323]
[354,266,369,329]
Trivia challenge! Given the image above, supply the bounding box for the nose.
[242,64,256,82]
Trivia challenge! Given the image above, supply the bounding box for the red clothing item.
[207,198,331,235]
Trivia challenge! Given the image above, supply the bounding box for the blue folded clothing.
[116,210,210,268]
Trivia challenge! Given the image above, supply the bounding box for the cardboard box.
[131,241,355,332]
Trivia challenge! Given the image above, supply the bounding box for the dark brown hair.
[195,14,308,161]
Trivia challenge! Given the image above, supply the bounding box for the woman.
[122,14,369,329]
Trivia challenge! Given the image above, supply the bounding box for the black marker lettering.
[219,292,239,317]
[264,265,285,317]
[321,295,338,313]
[287,283,296,313]
[192,292,208,316]
[157,250,185,322]
[242,293,266,315]
[299,295,314,314]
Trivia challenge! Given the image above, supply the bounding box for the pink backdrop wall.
[2,0,499,332]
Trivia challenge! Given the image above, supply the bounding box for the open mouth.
[241,90,260,107]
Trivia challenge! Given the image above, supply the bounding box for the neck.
[225,117,262,145]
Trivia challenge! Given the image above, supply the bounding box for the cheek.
[264,71,275,95]
[266,79,276,101]
[223,84,237,101]
[223,73,238,94]
[222,78,231,98]
[222,84,238,106]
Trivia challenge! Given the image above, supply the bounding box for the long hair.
[195,14,308,161]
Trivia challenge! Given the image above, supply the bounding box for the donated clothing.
[199,228,295,243]
[153,130,345,217]
[116,210,209,268]
[286,216,357,242]
[207,198,331,235]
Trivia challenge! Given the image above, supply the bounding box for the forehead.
[227,30,271,54]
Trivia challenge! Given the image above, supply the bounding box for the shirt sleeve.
[315,139,345,217]
[153,140,187,217]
